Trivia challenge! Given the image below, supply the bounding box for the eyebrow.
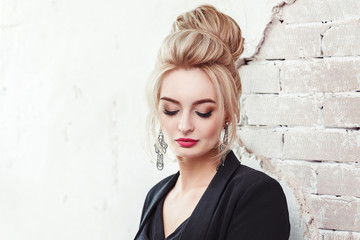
[160,97,216,106]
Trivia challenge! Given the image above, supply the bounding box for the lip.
[175,138,199,147]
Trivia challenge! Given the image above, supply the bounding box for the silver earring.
[154,130,168,170]
[217,122,229,170]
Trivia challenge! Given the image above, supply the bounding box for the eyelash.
[196,111,212,118]
[163,108,179,116]
[163,108,212,118]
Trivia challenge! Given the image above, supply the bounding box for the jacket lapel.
[135,172,179,239]
[179,151,240,240]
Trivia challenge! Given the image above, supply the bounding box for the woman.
[135,5,290,240]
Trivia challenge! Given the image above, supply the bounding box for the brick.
[323,97,360,128]
[239,62,280,93]
[323,24,360,57]
[242,95,320,126]
[283,130,360,162]
[272,159,317,193]
[281,0,360,24]
[280,59,360,93]
[256,19,324,59]
[308,195,360,232]
[317,164,360,198]
[320,229,360,240]
[237,127,283,159]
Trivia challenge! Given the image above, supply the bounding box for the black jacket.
[135,151,290,239]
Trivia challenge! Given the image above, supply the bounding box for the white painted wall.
[0,0,287,239]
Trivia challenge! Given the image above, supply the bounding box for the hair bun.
[172,5,244,62]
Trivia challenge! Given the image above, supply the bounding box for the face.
[158,67,224,161]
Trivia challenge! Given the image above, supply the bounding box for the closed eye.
[196,111,213,118]
[163,108,179,116]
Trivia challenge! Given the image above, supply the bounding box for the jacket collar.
[135,172,179,239]
[179,150,240,239]
[135,151,240,239]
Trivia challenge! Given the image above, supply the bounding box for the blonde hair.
[147,5,244,161]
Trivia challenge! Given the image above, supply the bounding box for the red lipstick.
[176,138,198,147]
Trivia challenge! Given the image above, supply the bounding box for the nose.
[178,112,194,134]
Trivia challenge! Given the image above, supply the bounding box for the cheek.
[199,119,222,140]
[159,115,168,131]
[158,114,175,138]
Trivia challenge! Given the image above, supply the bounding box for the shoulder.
[235,164,274,181]
[224,165,290,239]
[220,151,283,196]
[223,163,288,214]
[227,164,282,194]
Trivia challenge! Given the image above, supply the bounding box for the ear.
[223,116,231,127]
[223,120,230,128]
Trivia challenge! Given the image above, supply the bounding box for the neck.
[175,151,220,193]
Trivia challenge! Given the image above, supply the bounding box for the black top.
[135,151,290,240]
[147,197,188,239]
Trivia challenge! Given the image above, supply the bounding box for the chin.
[174,147,217,161]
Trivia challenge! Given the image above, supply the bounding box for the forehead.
[160,68,218,102]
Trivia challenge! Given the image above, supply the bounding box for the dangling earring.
[217,122,229,171]
[154,130,168,170]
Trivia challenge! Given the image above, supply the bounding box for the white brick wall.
[320,230,360,240]
[280,0,360,23]
[239,62,280,93]
[308,195,360,232]
[323,97,360,127]
[0,0,291,239]
[280,59,360,93]
[1,0,358,239]
[322,24,360,57]
[256,20,324,59]
[283,130,360,162]
[238,0,360,239]
[317,164,360,197]
[242,95,320,126]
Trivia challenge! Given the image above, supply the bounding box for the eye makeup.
[162,102,214,118]
[195,110,213,118]
[163,107,179,116]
